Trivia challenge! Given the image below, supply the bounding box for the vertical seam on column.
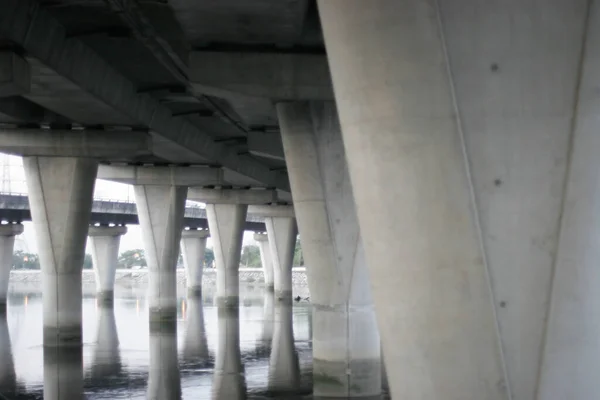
[534,1,592,398]
[433,1,512,398]
[309,102,351,394]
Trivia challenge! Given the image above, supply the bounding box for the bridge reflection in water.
[1,289,315,399]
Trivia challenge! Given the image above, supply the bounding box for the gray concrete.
[147,325,181,400]
[181,229,210,296]
[268,302,300,394]
[0,224,23,312]
[261,291,275,345]
[266,215,297,300]
[0,52,30,97]
[188,188,276,205]
[90,305,121,379]
[254,233,274,291]
[278,101,380,398]
[182,294,209,363]
[0,316,16,395]
[24,157,97,347]
[212,307,246,400]
[43,346,84,400]
[88,226,127,305]
[205,203,247,307]
[319,1,600,399]
[134,185,187,322]
[98,165,222,186]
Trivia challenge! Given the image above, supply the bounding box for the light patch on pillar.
[134,185,187,321]
[23,157,97,347]
[205,204,247,307]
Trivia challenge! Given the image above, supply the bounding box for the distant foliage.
[240,244,261,268]
[118,249,147,269]
[293,237,303,267]
[12,250,40,269]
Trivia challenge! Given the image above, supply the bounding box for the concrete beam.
[188,188,276,205]
[248,205,295,218]
[190,52,333,101]
[248,132,285,161]
[0,129,151,158]
[0,0,283,189]
[98,165,223,186]
[0,52,29,97]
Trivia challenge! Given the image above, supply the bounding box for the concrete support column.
[254,233,274,291]
[134,185,187,324]
[0,224,23,313]
[90,305,121,378]
[88,226,127,305]
[181,229,210,296]
[44,346,84,400]
[278,102,380,398]
[182,294,209,363]
[24,157,97,347]
[318,1,600,398]
[205,204,247,308]
[268,302,300,394]
[212,307,246,400]
[147,324,181,400]
[0,315,16,395]
[265,215,297,301]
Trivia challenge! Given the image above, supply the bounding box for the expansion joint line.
[433,1,512,398]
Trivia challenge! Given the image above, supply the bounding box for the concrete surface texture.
[254,233,275,291]
[134,184,187,321]
[264,214,297,300]
[278,101,381,398]
[180,229,210,295]
[205,203,248,307]
[90,306,121,379]
[0,224,23,311]
[212,307,246,400]
[319,0,600,399]
[147,327,181,400]
[88,225,127,305]
[268,303,300,394]
[23,157,98,347]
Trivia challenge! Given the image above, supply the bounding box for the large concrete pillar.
[318,1,600,399]
[44,346,84,400]
[254,233,274,291]
[0,224,23,313]
[181,229,210,296]
[278,102,380,398]
[90,305,122,379]
[212,307,246,400]
[251,206,298,301]
[134,185,187,324]
[88,226,127,305]
[147,324,181,400]
[205,204,247,308]
[182,294,209,364]
[24,157,97,347]
[0,315,16,395]
[268,302,300,394]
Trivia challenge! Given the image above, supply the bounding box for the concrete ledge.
[0,52,30,97]
[98,165,223,186]
[188,188,276,205]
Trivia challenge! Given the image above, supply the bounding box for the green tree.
[118,249,146,269]
[83,254,93,269]
[240,244,261,268]
[293,237,304,267]
[12,250,40,270]
[204,247,214,268]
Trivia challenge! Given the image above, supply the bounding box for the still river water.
[0,284,318,399]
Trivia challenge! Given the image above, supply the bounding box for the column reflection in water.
[147,322,181,400]
[268,301,300,394]
[182,295,209,365]
[0,315,16,395]
[90,305,122,379]
[44,346,84,400]
[258,291,275,356]
[212,306,246,400]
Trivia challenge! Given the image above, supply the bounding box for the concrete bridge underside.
[1,1,600,399]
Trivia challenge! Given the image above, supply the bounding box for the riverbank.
[9,267,309,294]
